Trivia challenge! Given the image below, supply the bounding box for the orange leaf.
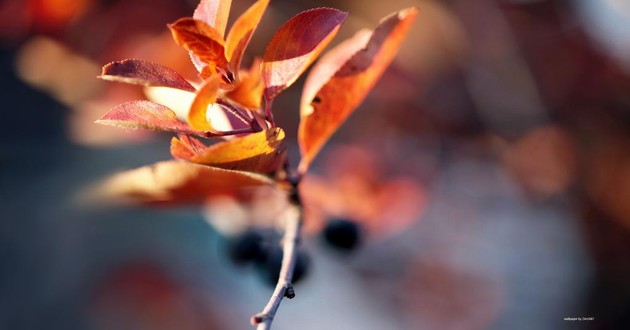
[298,8,418,172]
[99,59,196,92]
[193,0,233,37]
[96,100,199,135]
[90,160,273,205]
[168,18,229,75]
[300,29,372,112]
[225,58,264,109]
[170,134,208,160]
[225,0,269,77]
[188,76,221,131]
[171,127,285,174]
[261,8,348,100]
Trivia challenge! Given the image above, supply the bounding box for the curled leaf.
[168,18,229,74]
[90,160,273,205]
[298,8,418,172]
[225,58,264,109]
[99,59,196,92]
[194,0,233,37]
[188,76,221,131]
[262,8,348,100]
[171,127,285,174]
[96,100,199,135]
[225,0,269,77]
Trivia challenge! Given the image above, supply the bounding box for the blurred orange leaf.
[298,8,418,172]
[168,17,228,75]
[96,100,199,135]
[225,0,269,78]
[261,8,348,100]
[91,160,274,205]
[225,58,264,109]
[299,144,426,239]
[171,127,285,173]
[99,59,196,92]
[193,0,232,37]
[188,76,221,131]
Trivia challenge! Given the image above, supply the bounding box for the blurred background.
[1,0,630,329]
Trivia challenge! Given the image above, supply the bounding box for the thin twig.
[251,111,268,132]
[200,127,256,138]
[262,97,275,128]
[251,183,302,329]
[216,99,252,127]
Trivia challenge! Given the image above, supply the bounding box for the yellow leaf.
[225,0,269,76]
[225,58,264,109]
[171,127,285,174]
[88,160,274,205]
[188,76,221,131]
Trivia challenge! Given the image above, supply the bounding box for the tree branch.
[251,186,302,329]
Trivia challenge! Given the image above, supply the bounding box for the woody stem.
[250,176,302,329]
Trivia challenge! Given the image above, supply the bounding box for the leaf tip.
[398,6,419,20]
[308,7,349,26]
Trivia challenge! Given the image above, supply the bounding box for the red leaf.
[261,8,348,100]
[225,0,269,77]
[99,59,196,92]
[168,18,229,75]
[89,160,274,205]
[193,0,233,37]
[171,127,285,174]
[96,100,199,135]
[298,8,418,172]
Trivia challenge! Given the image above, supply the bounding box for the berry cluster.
[226,218,361,285]
[227,229,309,286]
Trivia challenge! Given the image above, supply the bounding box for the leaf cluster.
[96,0,417,203]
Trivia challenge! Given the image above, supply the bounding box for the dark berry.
[227,229,265,265]
[322,218,361,251]
[256,245,310,287]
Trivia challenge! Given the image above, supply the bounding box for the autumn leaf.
[169,134,208,160]
[225,58,264,109]
[90,160,273,205]
[262,8,348,100]
[299,29,372,112]
[188,76,221,131]
[225,0,269,78]
[194,0,233,37]
[168,17,229,75]
[99,59,196,92]
[96,100,200,135]
[298,8,418,172]
[171,127,285,173]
